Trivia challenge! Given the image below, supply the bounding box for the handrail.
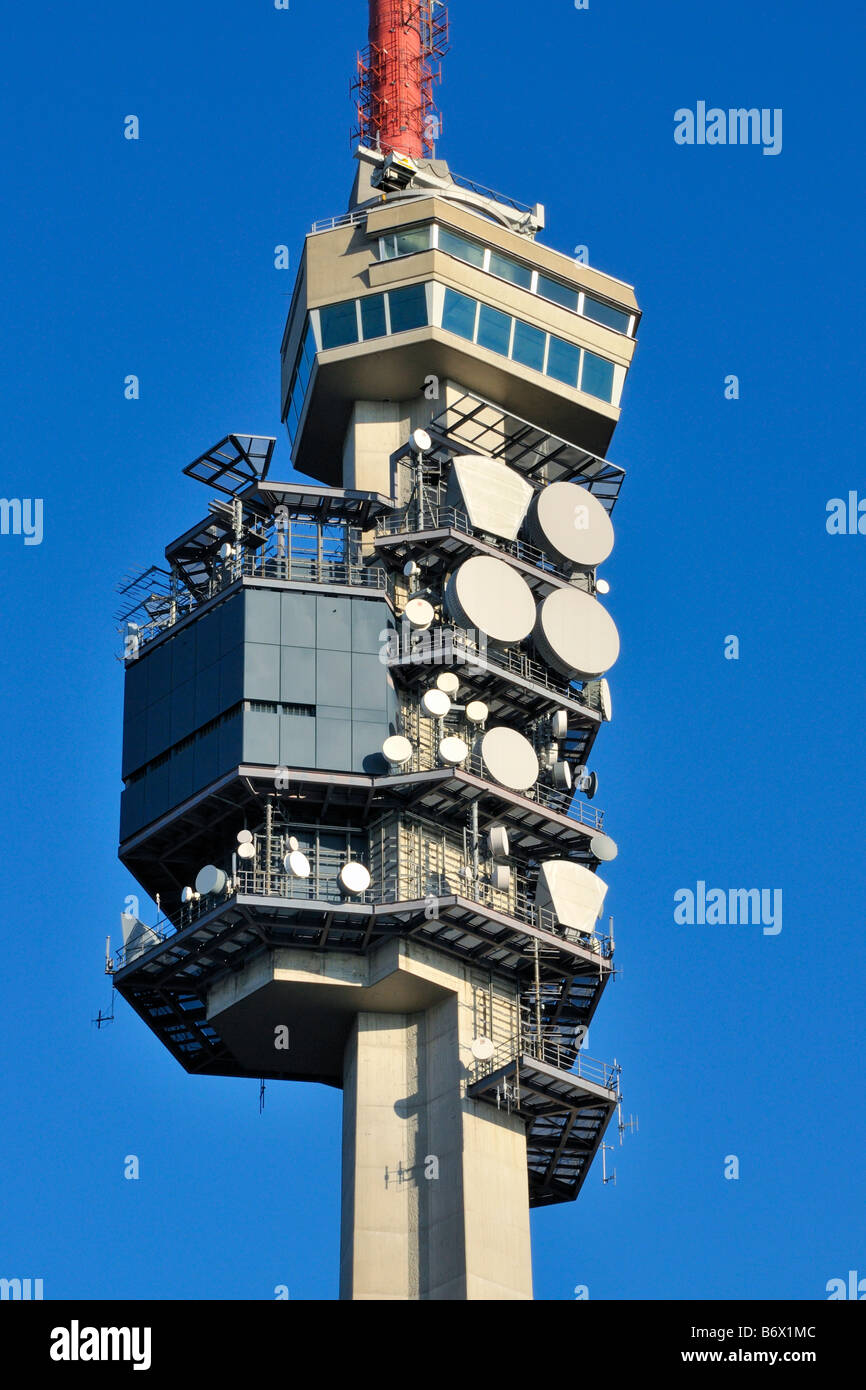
[470,1034,620,1091]
[112,866,612,969]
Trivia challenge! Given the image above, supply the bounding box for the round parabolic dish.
[237,841,256,861]
[528,481,614,569]
[534,588,620,680]
[439,736,468,765]
[599,678,613,721]
[465,701,489,725]
[436,672,460,695]
[382,735,413,766]
[404,597,434,630]
[195,864,227,896]
[478,727,539,792]
[340,862,371,896]
[286,850,311,878]
[590,834,618,862]
[236,829,253,845]
[445,556,536,645]
[422,688,451,719]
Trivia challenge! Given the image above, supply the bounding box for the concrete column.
[340,986,533,1301]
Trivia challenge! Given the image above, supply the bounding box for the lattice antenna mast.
[354,0,450,159]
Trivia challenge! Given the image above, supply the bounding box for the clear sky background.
[1,0,863,1301]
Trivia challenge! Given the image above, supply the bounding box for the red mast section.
[354,1,449,160]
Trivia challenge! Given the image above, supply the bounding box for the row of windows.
[319,283,429,350]
[285,319,317,447]
[286,272,620,448]
[379,223,634,337]
[440,288,616,401]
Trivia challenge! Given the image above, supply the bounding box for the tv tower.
[113,0,640,1300]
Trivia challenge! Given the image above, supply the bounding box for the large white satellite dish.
[528,481,614,570]
[445,556,535,646]
[534,588,620,680]
[478,727,539,792]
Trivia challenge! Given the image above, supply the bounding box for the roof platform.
[467,1039,620,1207]
[375,510,579,597]
[112,892,612,1083]
[416,391,626,509]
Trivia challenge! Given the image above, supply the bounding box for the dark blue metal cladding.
[119,589,397,842]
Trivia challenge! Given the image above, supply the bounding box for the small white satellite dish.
[403,597,434,630]
[413,428,433,454]
[465,700,489,725]
[195,865,227,896]
[382,735,414,769]
[580,771,599,800]
[285,850,311,878]
[422,688,451,719]
[471,1036,495,1061]
[340,862,372,896]
[439,736,468,766]
[237,841,256,861]
[237,829,253,845]
[403,559,420,579]
[287,836,300,853]
[552,761,573,791]
[436,672,460,695]
[551,710,568,741]
[219,543,234,562]
[181,886,195,904]
[491,864,511,892]
[589,834,618,863]
[596,578,611,595]
[488,826,510,860]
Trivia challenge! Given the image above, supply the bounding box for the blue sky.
[0,0,863,1300]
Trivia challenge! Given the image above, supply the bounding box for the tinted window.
[477,303,512,355]
[537,275,579,312]
[489,250,532,290]
[511,319,546,372]
[581,351,615,401]
[320,300,358,350]
[442,289,478,340]
[438,227,486,268]
[583,296,631,334]
[395,227,431,256]
[360,294,387,340]
[388,284,428,333]
[546,336,581,387]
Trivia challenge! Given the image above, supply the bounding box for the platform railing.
[469,1034,620,1092]
[387,625,597,713]
[113,863,612,969]
[376,505,578,584]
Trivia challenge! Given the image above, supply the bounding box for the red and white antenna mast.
[354,1,449,160]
